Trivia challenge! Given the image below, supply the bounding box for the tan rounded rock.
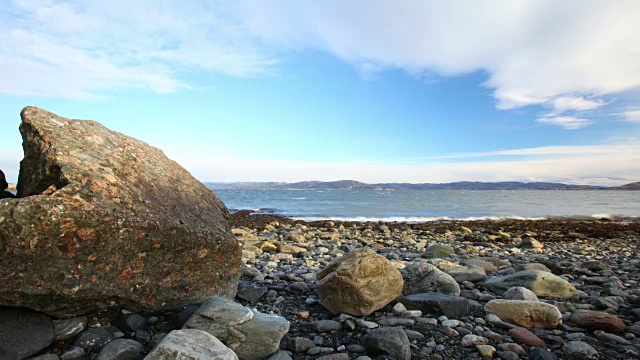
[316,248,403,316]
[484,299,562,328]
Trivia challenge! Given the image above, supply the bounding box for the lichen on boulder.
[0,107,241,317]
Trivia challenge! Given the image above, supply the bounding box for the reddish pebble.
[508,327,546,348]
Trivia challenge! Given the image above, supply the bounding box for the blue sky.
[1,1,639,185]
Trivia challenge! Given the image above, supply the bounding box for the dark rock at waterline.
[0,307,54,360]
[400,292,479,318]
[0,107,241,317]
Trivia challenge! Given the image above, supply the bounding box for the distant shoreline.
[206,179,639,191]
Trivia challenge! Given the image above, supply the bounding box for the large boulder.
[316,248,404,316]
[183,296,290,360]
[400,262,460,296]
[483,270,579,300]
[484,300,562,329]
[0,307,54,360]
[0,107,241,317]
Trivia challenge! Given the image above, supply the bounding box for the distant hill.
[610,182,640,190]
[205,180,639,190]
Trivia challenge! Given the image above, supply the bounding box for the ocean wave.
[292,197,307,200]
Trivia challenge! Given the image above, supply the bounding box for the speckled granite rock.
[316,248,403,316]
[0,107,241,317]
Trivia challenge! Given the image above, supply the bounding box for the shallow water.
[212,189,640,221]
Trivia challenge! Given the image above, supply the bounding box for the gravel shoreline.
[9,213,640,360]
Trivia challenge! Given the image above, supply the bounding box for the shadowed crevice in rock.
[17,115,70,198]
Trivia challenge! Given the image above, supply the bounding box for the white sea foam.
[292,197,307,200]
[292,215,548,222]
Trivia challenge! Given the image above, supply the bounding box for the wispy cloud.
[535,116,592,130]
[0,0,276,99]
[622,110,640,123]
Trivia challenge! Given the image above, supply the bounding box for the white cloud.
[237,0,640,124]
[535,116,591,130]
[622,110,640,123]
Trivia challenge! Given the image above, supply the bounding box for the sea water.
[212,189,640,221]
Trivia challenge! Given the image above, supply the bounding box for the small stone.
[288,337,316,353]
[356,319,379,329]
[569,309,626,334]
[597,332,631,345]
[267,351,293,360]
[519,237,543,249]
[377,317,415,326]
[237,287,268,303]
[484,299,561,328]
[461,334,488,347]
[74,327,114,353]
[346,344,366,353]
[529,347,558,360]
[393,303,407,314]
[53,316,88,341]
[363,327,411,360]
[441,320,461,327]
[503,286,539,301]
[312,320,342,332]
[476,344,496,358]
[112,313,147,333]
[95,339,145,360]
[508,327,546,347]
[27,354,60,360]
[145,329,238,360]
[562,341,599,360]
[316,354,349,360]
[60,347,86,360]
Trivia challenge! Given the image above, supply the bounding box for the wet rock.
[184,296,290,360]
[0,107,241,317]
[400,293,478,318]
[0,307,54,360]
[145,329,238,360]
[562,341,599,360]
[53,316,87,341]
[316,248,403,316]
[363,327,411,360]
[95,339,145,360]
[400,263,460,296]
[569,309,626,334]
[484,300,561,328]
[483,270,579,300]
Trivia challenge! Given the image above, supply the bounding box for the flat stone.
[446,265,487,283]
[267,351,293,360]
[95,339,145,360]
[400,292,478,318]
[74,327,114,353]
[184,296,290,360]
[596,332,631,345]
[0,307,54,360]
[475,344,496,359]
[570,310,626,333]
[424,244,455,258]
[53,316,87,341]
[363,327,411,360]
[60,347,85,360]
[483,270,579,300]
[484,299,561,328]
[377,317,415,326]
[400,263,460,296]
[312,320,342,332]
[145,329,238,360]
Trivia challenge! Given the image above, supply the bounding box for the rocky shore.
[4,214,638,360]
